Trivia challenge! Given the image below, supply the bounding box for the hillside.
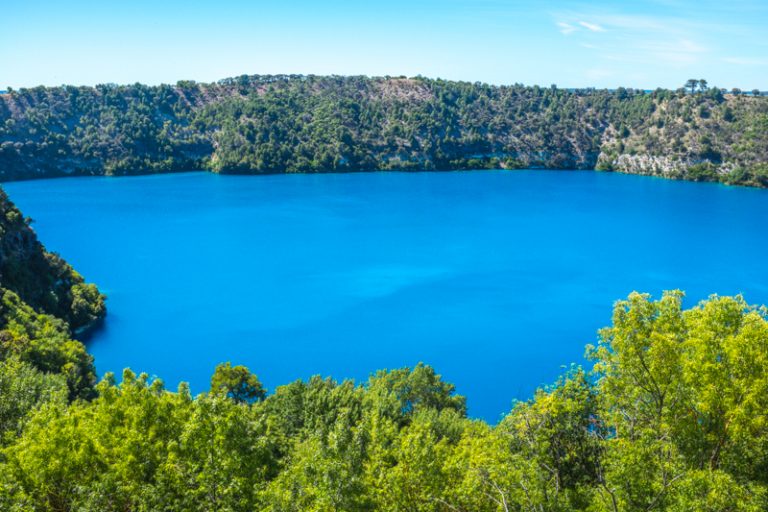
[1,75,766,186]
[0,188,105,400]
[0,188,104,330]
[597,91,768,186]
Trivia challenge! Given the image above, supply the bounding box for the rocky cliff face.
[597,93,768,186]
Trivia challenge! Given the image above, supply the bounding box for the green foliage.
[364,363,467,423]
[499,369,601,509]
[0,357,67,445]
[588,291,768,511]
[0,288,96,400]
[0,190,103,402]
[210,361,266,404]
[0,188,105,330]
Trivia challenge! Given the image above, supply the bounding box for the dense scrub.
[1,75,766,186]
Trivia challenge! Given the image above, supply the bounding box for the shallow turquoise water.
[5,170,768,420]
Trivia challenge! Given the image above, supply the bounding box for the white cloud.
[578,21,606,32]
[557,22,577,35]
[549,3,767,87]
[553,10,716,69]
[584,14,673,32]
[555,20,606,35]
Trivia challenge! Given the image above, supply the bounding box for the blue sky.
[1,0,766,89]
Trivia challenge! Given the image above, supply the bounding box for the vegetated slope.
[0,188,104,330]
[1,75,766,186]
[597,90,768,187]
[0,82,212,179]
[0,188,104,399]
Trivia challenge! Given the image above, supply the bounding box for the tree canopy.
[210,361,266,404]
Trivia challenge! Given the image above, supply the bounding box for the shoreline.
[2,165,764,189]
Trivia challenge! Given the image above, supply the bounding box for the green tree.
[0,357,67,445]
[159,394,278,511]
[210,362,266,404]
[500,368,601,510]
[363,363,466,425]
[589,291,768,511]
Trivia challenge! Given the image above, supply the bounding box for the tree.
[210,362,266,404]
[684,79,699,94]
[0,358,67,444]
[500,369,601,510]
[589,291,768,511]
[364,363,467,424]
[165,394,277,511]
[698,79,709,92]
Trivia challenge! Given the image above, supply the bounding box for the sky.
[1,0,767,90]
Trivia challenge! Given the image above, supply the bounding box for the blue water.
[4,170,768,421]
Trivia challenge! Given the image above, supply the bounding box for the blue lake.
[5,170,768,421]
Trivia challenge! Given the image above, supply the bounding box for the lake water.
[5,170,768,421]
